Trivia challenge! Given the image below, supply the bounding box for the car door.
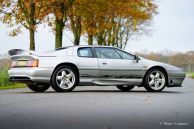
[94,47,143,85]
[76,47,99,84]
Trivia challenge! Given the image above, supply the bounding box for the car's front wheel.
[144,68,167,92]
[116,85,135,92]
[27,84,50,92]
[51,65,78,92]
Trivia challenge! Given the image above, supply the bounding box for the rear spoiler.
[8,49,38,60]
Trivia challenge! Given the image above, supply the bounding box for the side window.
[78,47,94,58]
[116,49,135,60]
[95,48,122,59]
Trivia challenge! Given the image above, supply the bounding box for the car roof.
[53,45,137,56]
[55,45,117,51]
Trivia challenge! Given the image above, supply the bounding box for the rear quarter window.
[77,47,94,58]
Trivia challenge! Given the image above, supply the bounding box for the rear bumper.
[8,67,54,83]
[167,70,186,87]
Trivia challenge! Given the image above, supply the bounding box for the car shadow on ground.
[73,90,181,93]
[16,90,182,94]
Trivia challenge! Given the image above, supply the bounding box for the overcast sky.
[0,0,194,54]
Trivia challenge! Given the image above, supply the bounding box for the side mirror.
[134,55,139,63]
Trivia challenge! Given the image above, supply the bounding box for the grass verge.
[0,84,26,90]
[186,72,194,79]
[0,68,26,90]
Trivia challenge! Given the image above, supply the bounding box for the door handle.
[102,62,107,65]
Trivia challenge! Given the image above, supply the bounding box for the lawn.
[187,72,194,79]
[0,59,26,89]
[0,84,26,90]
[0,68,26,90]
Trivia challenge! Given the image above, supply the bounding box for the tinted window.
[95,48,121,59]
[78,48,93,58]
[116,49,135,60]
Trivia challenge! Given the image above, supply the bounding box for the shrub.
[0,59,26,89]
[0,59,16,87]
[192,74,194,79]
[0,68,15,86]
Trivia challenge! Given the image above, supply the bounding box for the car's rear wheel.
[144,68,167,92]
[116,85,135,92]
[27,84,50,92]
[51,65,78,92]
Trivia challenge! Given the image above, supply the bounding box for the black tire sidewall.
[116,85,135,92]
[51,65,78,92]
[144,68,167,92]
[27,84,50,92]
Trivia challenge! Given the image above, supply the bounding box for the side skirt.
[79,78,143,86]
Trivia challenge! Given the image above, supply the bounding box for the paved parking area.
[0,78,193,129]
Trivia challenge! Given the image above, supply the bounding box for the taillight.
[11,61,18,68]
[27,60,39,67]
[11,60,39,68]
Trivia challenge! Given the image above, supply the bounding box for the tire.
[51,65,78,92]
[116,85,135,92]
[27,84,50,92]
[144,68,167,92]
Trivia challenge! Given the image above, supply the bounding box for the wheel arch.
[142,66,168,86]
[51,62,80,83]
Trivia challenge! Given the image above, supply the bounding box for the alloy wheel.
[148,70,166,90]
[56,68,75,90]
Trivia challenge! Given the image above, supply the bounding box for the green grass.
[0,69,26,90]
[0,59,26,90]
[0,84,26,90]
[191,74,194,79]
[186,72,194,79]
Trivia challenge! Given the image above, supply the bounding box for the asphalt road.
[0,78,194,129]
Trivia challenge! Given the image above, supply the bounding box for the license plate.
[17,61,27,67]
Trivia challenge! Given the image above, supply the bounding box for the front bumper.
[8,67,54,83]
[167,70,186,87]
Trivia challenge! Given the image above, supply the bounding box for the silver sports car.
[8,46,186,92]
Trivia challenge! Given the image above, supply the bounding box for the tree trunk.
[29,29,35,50]
[54,1,65,49]
[29,1,36,50]
[107,30,112,46]
[97,32,104,45]
[74,21,81,45]
[88,34,93,45]
[74,31,81,45]
[71,16,81,45]
[55,19,64,48]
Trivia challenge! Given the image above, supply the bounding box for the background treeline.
[0,0,157,50]
[136,50,194,72]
